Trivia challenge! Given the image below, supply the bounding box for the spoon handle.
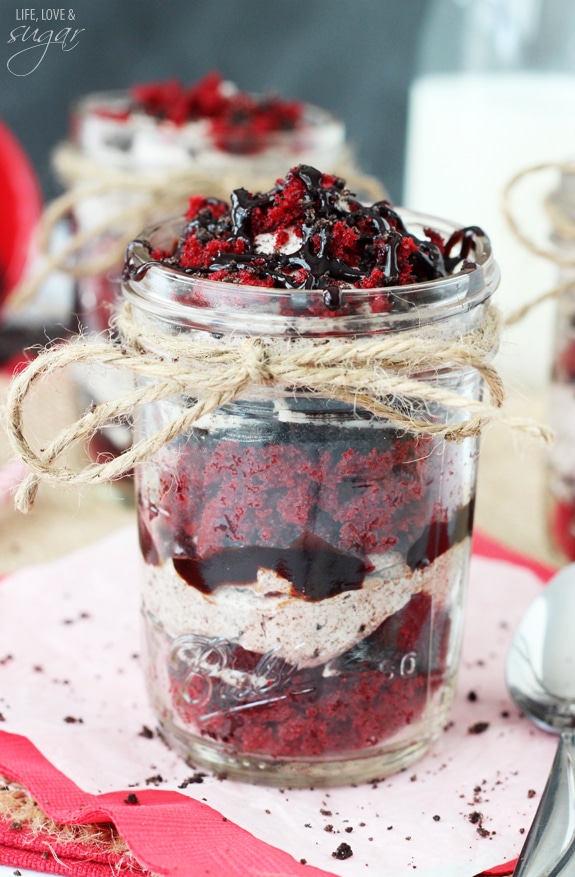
[513,730,575,877]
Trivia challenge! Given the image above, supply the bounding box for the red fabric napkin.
[472,532,555,583]
[0,732,336,877]
[0,531,556,877]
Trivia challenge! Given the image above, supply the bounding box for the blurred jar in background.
[69,74,352,338]
[404,0,575,391]
[545,169,575,558]
[61,74,383,485]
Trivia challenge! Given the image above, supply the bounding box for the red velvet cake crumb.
[143,434,438,561]
[127,72,304,154]
[130,165,485,317]
[167,591,448,758]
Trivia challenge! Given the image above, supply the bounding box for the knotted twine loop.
[2,299,552,514]
[502,161,575,326]
[6,141,388,312]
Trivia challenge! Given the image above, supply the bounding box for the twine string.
[502,161,575,325]
[502,161,575,267]
[2,300,552,514]
[7,142,388,311]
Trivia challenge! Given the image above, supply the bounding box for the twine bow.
[2,300,551,514]
[7,142,388,312]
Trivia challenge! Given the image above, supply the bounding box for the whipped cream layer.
[142,540,469,670]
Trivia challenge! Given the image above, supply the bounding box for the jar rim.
[122,209,499,337]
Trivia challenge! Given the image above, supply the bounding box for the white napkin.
[0,526,555,877]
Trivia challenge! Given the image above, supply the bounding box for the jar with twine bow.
[509,163,575,561]
[499,160,575,562]
[4,184,551,787]
[8,78,386,488]
[546,167,575,559]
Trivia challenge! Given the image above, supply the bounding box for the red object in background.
[550,498,575,561]
[0,119,42,303]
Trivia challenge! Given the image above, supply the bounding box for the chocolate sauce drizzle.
[123,165,485,293]
[405,501,474,571]
[139,501,474,601]
[172,532,372,602]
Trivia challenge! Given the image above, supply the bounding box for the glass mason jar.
[404,0,575,391]
[123,213,499,787]
[64,84,353,475]
[546,169,575,558]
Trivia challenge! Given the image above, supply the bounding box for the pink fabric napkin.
[0,527,557,877]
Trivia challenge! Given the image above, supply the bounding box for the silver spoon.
[506,563,575,877]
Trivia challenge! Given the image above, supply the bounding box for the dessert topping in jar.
[137,163,484,301]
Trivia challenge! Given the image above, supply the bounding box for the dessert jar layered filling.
[73,74,345,174]
[121,163,497,780]
[137,393,478,761]
[548,288,575,559]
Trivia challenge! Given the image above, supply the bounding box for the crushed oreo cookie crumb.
[138,725,154,739]
[145,774,164,785]
[468,721,489,734]
[332,842,353,860]
[178,773,206,787]
[468,810,491,837]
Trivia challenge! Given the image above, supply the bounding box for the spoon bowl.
[506,563,575,877]
[507,563,575,731]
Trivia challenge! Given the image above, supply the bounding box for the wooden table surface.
[0,370,564,574]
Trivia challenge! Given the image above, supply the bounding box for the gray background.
[0,0,430,204]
